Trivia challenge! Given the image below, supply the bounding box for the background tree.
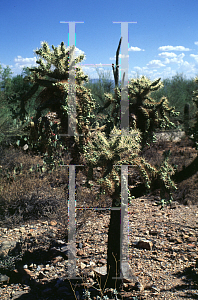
[151,73,197,129]
[173,76,198,182]
[84,67,115,128]
[0,65,13,97]
[0,66,37,145]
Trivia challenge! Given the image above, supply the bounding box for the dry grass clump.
[0,144,70,228]
[0,144,109,229]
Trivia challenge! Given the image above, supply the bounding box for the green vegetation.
[0,39,198,298]
[151,73,197,129]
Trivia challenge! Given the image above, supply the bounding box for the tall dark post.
[112,37,122,88]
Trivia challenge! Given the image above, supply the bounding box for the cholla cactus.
[22,41,96,154]
[83,125,176,288]
[83,126,156,201]
[102,75,179,145]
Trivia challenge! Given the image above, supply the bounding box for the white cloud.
[146,60,165,68]
[163,53,185,65]
[158,52,177,58]
[194,41,198,46]
[134,66,143,71]
[129,46,145,51]
[134,66,148,72]
[190,54,198,63]
[73,47,86,61]
[158,45,191,51]
[14,56,37,69]
[110,54,129,60]
[14,56,36,64]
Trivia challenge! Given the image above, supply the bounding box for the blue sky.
[1,0,198,82]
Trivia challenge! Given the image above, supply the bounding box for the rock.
[121,261,137,283]
[94,265,107,277]
[19,227,26,233]
[0,241,18,257]
[137,240,153,250]
[78,242,83,249]
[23,264,28,269]
[51,255,64,264]
[89,261,96,267]
[0,274,10,284]
[80,262,86,270]
[48,240,76,260]
[175,238,183,244]
[23,144,28,151]
[50,220,57,226]
[93,262,137,284]
[150,284,160,292]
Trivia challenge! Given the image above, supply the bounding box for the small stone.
[89,261,96,267]
[153,212,162,217]
[150,284,160,292]
[183,234,190,239]
[175,238,183,244]
[23,265,28,269]
[78,242,83,249]
[13,228,19,232]
[36,265,41,271]
[52,256,64,264]
[0,274,10,284]
[80,262,86,269]
[137,240,153,250]
[42,221,48,225]
[23,144,28,151]
[50,220,57,226]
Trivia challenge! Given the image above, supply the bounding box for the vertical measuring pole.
[60,21,84,279]
[63,164,84,279]
[113,22,137,135]
[60,21,84,136]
